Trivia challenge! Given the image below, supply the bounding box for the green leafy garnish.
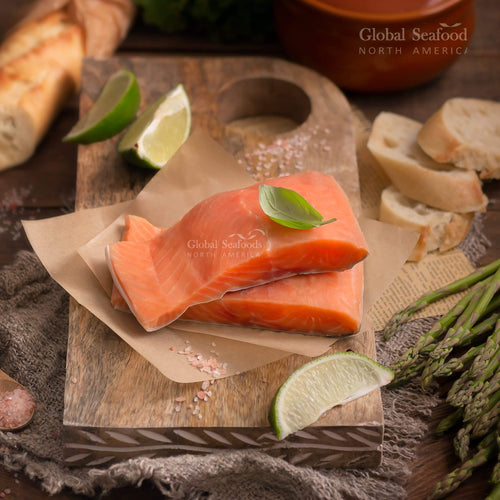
[258,184,337,229]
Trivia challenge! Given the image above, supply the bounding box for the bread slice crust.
[379,185,474,262]
[0,12,84,171]
[418,98,500,180]
[368,112,487,213]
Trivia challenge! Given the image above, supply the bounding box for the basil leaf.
[258,184,337,229]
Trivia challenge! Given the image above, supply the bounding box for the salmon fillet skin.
[112,215,364,335]
[106,171,368,332]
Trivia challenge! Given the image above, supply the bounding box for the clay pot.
[274,0,475,92]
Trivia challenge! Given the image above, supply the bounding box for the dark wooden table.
[1,1,499,498]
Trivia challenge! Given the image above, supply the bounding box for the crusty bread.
[418,98,500,180]
[367,112,487,213]
[379,185,474,261]
[0,11,84,171]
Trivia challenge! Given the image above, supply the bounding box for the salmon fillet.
[183,265,364,335]
[112,215,364,335]
[110,217,161,311]
[106,171,368,332]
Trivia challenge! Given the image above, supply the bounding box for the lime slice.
[269,352,394,440]
[64,69,140,144]
[117,83,191,169]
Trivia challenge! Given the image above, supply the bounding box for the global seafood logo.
[358,23,469,56]
[186,229,265,258]
[187,229,265,250]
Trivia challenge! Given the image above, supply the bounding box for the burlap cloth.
[0,216,489,499]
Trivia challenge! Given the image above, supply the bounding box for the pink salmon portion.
[112,215,364,335]
[183,264,363,335]
[110,216,161,311]
[106,171,368,332]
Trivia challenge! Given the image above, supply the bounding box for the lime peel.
[269,352,394,440]
[63,69,140,144]
[118,83,191,169]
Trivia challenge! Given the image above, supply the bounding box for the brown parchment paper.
[23,130,418,383]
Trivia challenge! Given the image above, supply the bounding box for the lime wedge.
[64,69,140,144]
[118,83,191,169]
[269,352,394,440]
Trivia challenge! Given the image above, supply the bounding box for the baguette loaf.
[379,185,474,261]
[0,11,84,171]
[417,98,500,179]
[367,112,487,213]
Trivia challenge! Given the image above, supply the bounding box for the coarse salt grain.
[0,387,35,429]
[169,342,225,421]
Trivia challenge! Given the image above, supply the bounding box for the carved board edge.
[63,423,383,468]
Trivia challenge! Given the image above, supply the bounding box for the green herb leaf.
[258,184,337,229]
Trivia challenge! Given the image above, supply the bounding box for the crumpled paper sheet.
[23,130,418,382]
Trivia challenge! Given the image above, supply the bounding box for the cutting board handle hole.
[217,77,311,135]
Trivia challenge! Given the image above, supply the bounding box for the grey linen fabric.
[0,216,489,499]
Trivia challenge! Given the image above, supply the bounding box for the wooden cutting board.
[63,56,383,468]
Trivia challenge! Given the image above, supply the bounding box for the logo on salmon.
[227,229,265,240]
[187,239,218,249]
[225,229,265,249]
[186,229,265,258]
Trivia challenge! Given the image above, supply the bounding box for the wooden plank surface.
[62,55,382,468]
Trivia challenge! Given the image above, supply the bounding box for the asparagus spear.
[435,408,464,436]
[454,390,500,461]
[389,358,427,387]
[430,431,497,499]
[447,349,500,407]
[471,390,500,439]
[420,290,486,389]
[446,307,500,350]
[430,308,500,392]
[390,282,487,375]
[465,319,500,379]
[433,343,484,379]
[464,370,500,422]
[454,421,474,461]
[491,430,500,484]
[383,258,500,340]
[390,308,500,387]
[421,269,500,388]
[486,482,500,500]
[466,370,500,422]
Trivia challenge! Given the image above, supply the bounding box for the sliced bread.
[367,112,487,213]
[379,185,474,262]
[0,12,84,171]
[417,98,500,180]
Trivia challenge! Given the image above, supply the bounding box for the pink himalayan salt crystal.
[0,387,35,429]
